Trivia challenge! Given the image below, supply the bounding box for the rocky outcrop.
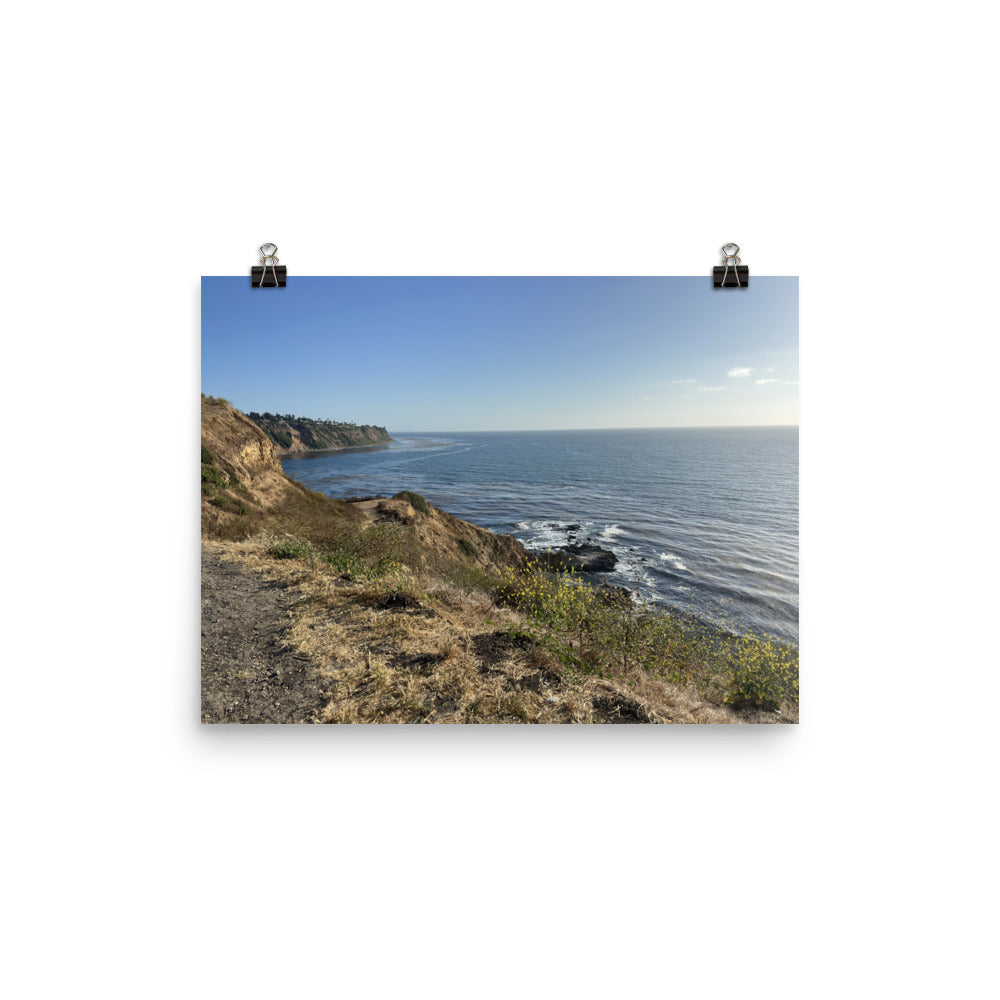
[201,396,282,488]
[564,543,618,571]
[348,492,529,576]
[530,543,618,573]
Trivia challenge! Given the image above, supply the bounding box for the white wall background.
[4,2,996,997]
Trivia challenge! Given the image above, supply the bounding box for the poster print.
[201,277,798,724]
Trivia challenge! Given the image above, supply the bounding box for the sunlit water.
[282,427,798,645]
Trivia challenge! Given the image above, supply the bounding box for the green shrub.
[201,465,226,486]
[723,637,799,711]
[456,537,477,559]
[201,459,228,494]
[726,664,783,711]
[268,537,317,560]
[322,550,363,578]
[393,490,430,515]
[494,562,798,709]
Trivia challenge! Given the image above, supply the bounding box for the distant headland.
[243,409,392,455]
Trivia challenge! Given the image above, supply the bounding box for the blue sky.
[202,277,797,431]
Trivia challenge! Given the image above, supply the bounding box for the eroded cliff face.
[245,412,392,454]
[202,397,282,487]
[201,396,326,536]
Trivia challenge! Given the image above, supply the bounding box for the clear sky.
[201,276,797,432]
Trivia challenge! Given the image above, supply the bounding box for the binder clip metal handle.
[713,242,749,288]
[251,243,287,288]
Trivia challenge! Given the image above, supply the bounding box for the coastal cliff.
[201,396,797,724]
[245,410,392,455]
[201,394,357,537]
[201,395,525,578]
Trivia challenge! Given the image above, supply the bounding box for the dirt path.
[201,547,329,723]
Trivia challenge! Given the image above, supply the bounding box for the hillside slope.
[245,410,391,455]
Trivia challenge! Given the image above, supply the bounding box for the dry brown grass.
[204,535,770,725]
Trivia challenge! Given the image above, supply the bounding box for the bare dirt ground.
[201,549,331,723]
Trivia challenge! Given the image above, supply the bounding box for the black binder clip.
[251,243,286,288]
[713,243,748,288]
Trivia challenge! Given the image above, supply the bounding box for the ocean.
[281,427,799,645]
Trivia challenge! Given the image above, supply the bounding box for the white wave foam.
[515,520,567,550]
[659,552,689,572]
[609,553,654,590]
[600,524,624,541]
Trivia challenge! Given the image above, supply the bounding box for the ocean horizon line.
[388,423,799,435]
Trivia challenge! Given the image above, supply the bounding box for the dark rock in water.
[545,521,581,534]
[566,543,617,571]
[530,550,579,572]
[529,543,618,573]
